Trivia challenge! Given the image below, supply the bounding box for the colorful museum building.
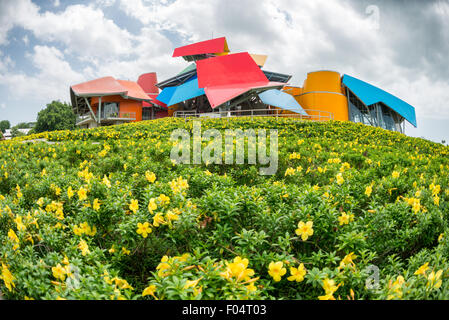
[70,37,416,133]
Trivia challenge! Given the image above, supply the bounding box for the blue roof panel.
[342,74,417,127]
[156,76,205,106]
[156,86,177,105]
[258,89,308,116]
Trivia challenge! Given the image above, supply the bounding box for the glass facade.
[100,102,120,119]
[346,88,404,133]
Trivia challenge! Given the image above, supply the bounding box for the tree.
[15,122,33,129]
[0,120,10,133]
[34,101,76,133]
[11,127,26,138]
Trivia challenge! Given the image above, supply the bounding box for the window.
[142,107,152,120]
[100,102,119,118]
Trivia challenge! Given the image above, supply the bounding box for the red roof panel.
[205,81,286,109]
[137,72,159,95]
[71,76,127,96]
[173,37,228,57]
[71,77,151,102]
[197,52,268,88]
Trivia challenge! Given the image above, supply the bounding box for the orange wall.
[294,71,349,121]
[90,95,142,122]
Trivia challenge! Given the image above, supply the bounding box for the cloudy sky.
[0,0,448,142]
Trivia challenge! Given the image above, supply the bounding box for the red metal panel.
[197,52,268,88]
[148,95,167,109]
[71,77,127,96]
[173,37,227,57]
[205,81,286,109]
[137,72,159,95]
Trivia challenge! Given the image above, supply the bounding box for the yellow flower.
[77,187,87,201]
[365,185,373,197]
[62,255,70,265]
[78,239,90,256]
[184,278,202,290]
[102,175,111,188]
[438,233,444,242]
[121,247,130,255]
[414,262,429,276]
[427,269,443,289]
[284,168,296,177]
[387,275,405,300]
[147,198,157,213]
[318,278,340,300]
[145,171,156,183]
[336,173,344,185]
[93,199,101,211]
[392,171,400,179]
[268,261,286,282]
[52,263,67,281]
[338,212,354,226]
[166,210,180,222]
[158,194,170,205]
[221,256,255,282]
[129,199,139,214]
[8,229,19,250]
[14,215,26,231]
[295,221,314,241]
[287,264,307,282]
[67,186,74,199]
[153,212,165,227]
[1,263,15,292]
[156,256,171,277]
[142,284,157,299]
[339,252,357,270]
[137,222,152,238]
[434,195,440,206]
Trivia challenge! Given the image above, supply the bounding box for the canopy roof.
[71,76,127,97]
[156,76,205,107]
[342,74,417,127]
[258,89,308,116]
[71,76,151,101]
[195,52,287,109]
[197,52,269,88]
[204,82,285,109]
[173,37,230,58]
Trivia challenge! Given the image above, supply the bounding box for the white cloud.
[0,45,84,103]
[54,0,60,7]
[0,103,5,109]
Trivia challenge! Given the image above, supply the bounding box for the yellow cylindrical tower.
[296,71,349,121]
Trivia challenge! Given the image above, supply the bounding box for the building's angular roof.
[117,80,154,101]
[342,74,417,127]
[156,76,205,107]
[71,76,151,101]
[259,89,308,116]
[196,52,286,108]
[173,37,230,58]
[197,52,268,88]
[71,76,128,97]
